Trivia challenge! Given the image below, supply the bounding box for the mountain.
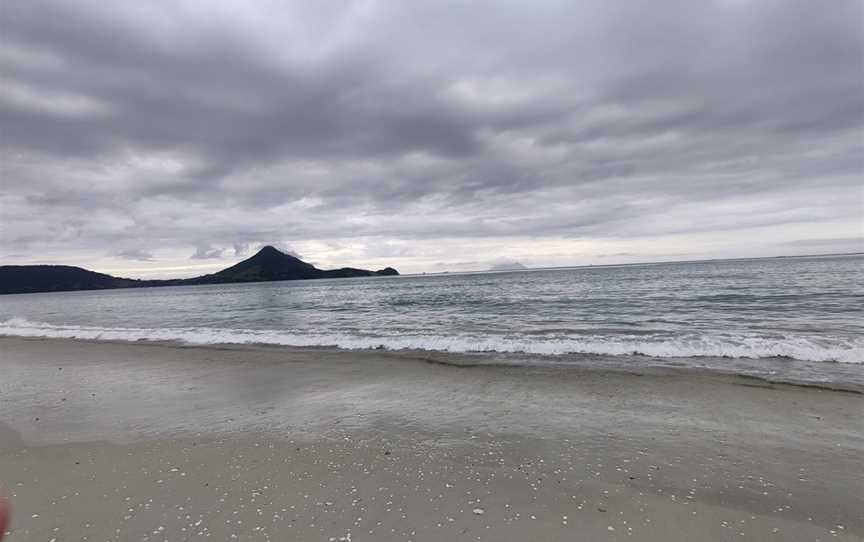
[0,246,399,294]
[0,265,143,294]
[488,261,529,271]
[196,245,322,282]
[190,246,397,283]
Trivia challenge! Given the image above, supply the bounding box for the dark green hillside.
[0,265,142,294]
[1,246,398,294]
[199,245,321,282]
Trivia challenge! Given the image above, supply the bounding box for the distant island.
[488,261,529,271]
[0,246,399,295]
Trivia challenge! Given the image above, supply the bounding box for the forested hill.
[0,246,398,295]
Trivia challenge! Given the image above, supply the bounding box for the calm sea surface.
[2,255,862,386]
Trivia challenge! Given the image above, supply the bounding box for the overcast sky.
[1,0,862,277]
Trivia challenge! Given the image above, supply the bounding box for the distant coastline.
[0,246,398,295]
[406,251,864,277]
[2,249,860,294]
[488,261,529,272]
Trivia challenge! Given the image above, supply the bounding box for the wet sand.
[1,337,862,541]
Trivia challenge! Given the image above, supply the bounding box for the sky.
[1,0,863,278]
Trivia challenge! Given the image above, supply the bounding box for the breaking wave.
[1,317,861,364]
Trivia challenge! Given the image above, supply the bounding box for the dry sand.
[0,337,862,541]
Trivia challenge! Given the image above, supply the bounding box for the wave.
[0,317,861,364]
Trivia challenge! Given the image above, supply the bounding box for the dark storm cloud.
[0,0,862,271]
[1,0,482,164]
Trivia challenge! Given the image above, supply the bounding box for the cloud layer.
[2,0,862,276]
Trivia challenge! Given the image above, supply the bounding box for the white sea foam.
[1,317,861,364]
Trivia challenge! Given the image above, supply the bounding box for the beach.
[0,337,861,541]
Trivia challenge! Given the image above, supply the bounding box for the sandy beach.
[0,337,862,541]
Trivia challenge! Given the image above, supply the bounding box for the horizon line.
[1,249,861,281]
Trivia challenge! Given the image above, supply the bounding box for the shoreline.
[1,337,862,540]
[3,334,863,394]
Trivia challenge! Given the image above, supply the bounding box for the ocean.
[1,254,862,387]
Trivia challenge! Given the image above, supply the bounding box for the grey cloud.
[232,243,251,257]
[1,0,861,272]
[190,245,225,260]
[113,248,154,261]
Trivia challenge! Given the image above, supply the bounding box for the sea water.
[2,254,862,386]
